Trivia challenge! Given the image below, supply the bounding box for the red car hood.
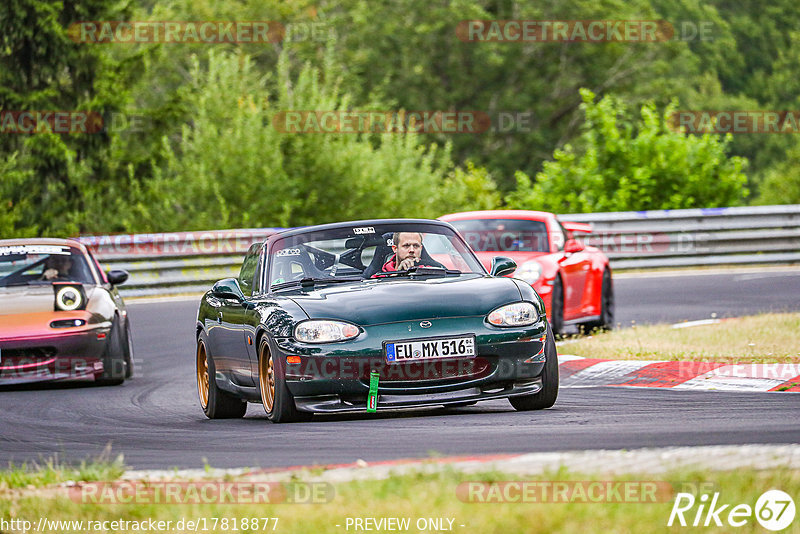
[472,251,547,272]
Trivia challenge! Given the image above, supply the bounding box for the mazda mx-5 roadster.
[195,219,558,422]
[0,238,132,386]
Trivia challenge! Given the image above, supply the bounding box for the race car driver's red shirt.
[381,255,432,272]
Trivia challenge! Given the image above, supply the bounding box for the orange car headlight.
[54,284,85,311]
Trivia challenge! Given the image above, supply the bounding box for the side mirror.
[490,256,517,277]
[212,278,244,300]
[564,239,585,254]
[106,270,129,286]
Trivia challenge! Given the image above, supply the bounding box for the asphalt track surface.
[2,269,799,470]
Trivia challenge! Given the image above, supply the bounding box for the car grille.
[0,347,57,371]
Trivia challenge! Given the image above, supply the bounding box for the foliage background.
[1,0,798,236]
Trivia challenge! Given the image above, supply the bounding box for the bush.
[506,89,749,213]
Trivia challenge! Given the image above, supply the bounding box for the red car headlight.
[514,261,543,286]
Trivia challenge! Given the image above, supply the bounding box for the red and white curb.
[558,355,800,392]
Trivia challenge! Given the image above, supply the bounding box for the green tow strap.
[367,370,379,413]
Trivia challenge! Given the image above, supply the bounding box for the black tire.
[96,317,126,386]
[509,323,559,411]
[123,319,134,379]
[196,331,247,419]
[549,275,564,335]
[258,336,312,423]
[581,269,614,334]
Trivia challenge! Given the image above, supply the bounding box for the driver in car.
[41,254,73,281]
[382,232,431,272]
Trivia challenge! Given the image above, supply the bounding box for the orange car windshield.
[0,245,95,287]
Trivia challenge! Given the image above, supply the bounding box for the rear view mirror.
[490,256,517,277]
[106,270,129,286]
[564,239,585,254]
[212,278,244,300]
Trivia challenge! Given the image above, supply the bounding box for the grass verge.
[1,464,798,533]
[563,313,800,363]
[0,451,124,490]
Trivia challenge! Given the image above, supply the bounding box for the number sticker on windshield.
[277,248,302,257]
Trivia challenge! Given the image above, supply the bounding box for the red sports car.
[439,210,613,334]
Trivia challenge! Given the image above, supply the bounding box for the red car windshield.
[0,245,95,287]
[449,219,550,253]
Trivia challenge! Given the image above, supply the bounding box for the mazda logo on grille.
[420,321,432,328]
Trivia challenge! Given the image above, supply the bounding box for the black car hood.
[285,275,522,326]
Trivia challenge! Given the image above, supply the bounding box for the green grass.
[0,451,124,490]
[563,313,800,363]
[2,463,799,533]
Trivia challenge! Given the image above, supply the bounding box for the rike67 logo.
[668,489,795,531]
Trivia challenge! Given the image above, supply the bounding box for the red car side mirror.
[564,239,585,254]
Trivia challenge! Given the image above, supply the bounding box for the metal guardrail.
[82,205,800,296]
[81,229,281,297]
[562,204,800,269]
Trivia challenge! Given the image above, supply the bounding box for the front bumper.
[272,316,548,413]
[295,379,543,413]
[0,326,110,385]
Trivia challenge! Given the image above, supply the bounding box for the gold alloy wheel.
[259,341,275,413]
[196,341,209,409]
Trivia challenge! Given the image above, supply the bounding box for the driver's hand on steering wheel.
[397,257,419,271]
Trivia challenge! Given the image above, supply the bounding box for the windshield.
[448,219,550,253]
[267,223,484,288]
[0,245,96,287]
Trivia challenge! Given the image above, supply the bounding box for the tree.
[132,49,498,231]
[0,0,136,236]
[506,89,748,213]
[303,0,708,189]
[755,140,800,205]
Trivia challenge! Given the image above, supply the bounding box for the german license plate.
[385,335,476,363]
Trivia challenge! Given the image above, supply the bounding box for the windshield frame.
[261,220,486,294]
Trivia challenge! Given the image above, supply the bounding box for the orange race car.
[0,238,132,385]
[440,210,613,334]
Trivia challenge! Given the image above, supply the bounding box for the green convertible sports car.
[195,219,558,422]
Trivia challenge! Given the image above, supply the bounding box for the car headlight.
[55,286,84,311]
[514,260,543,286]
[294,320,361,343]
[487,302,539,327]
